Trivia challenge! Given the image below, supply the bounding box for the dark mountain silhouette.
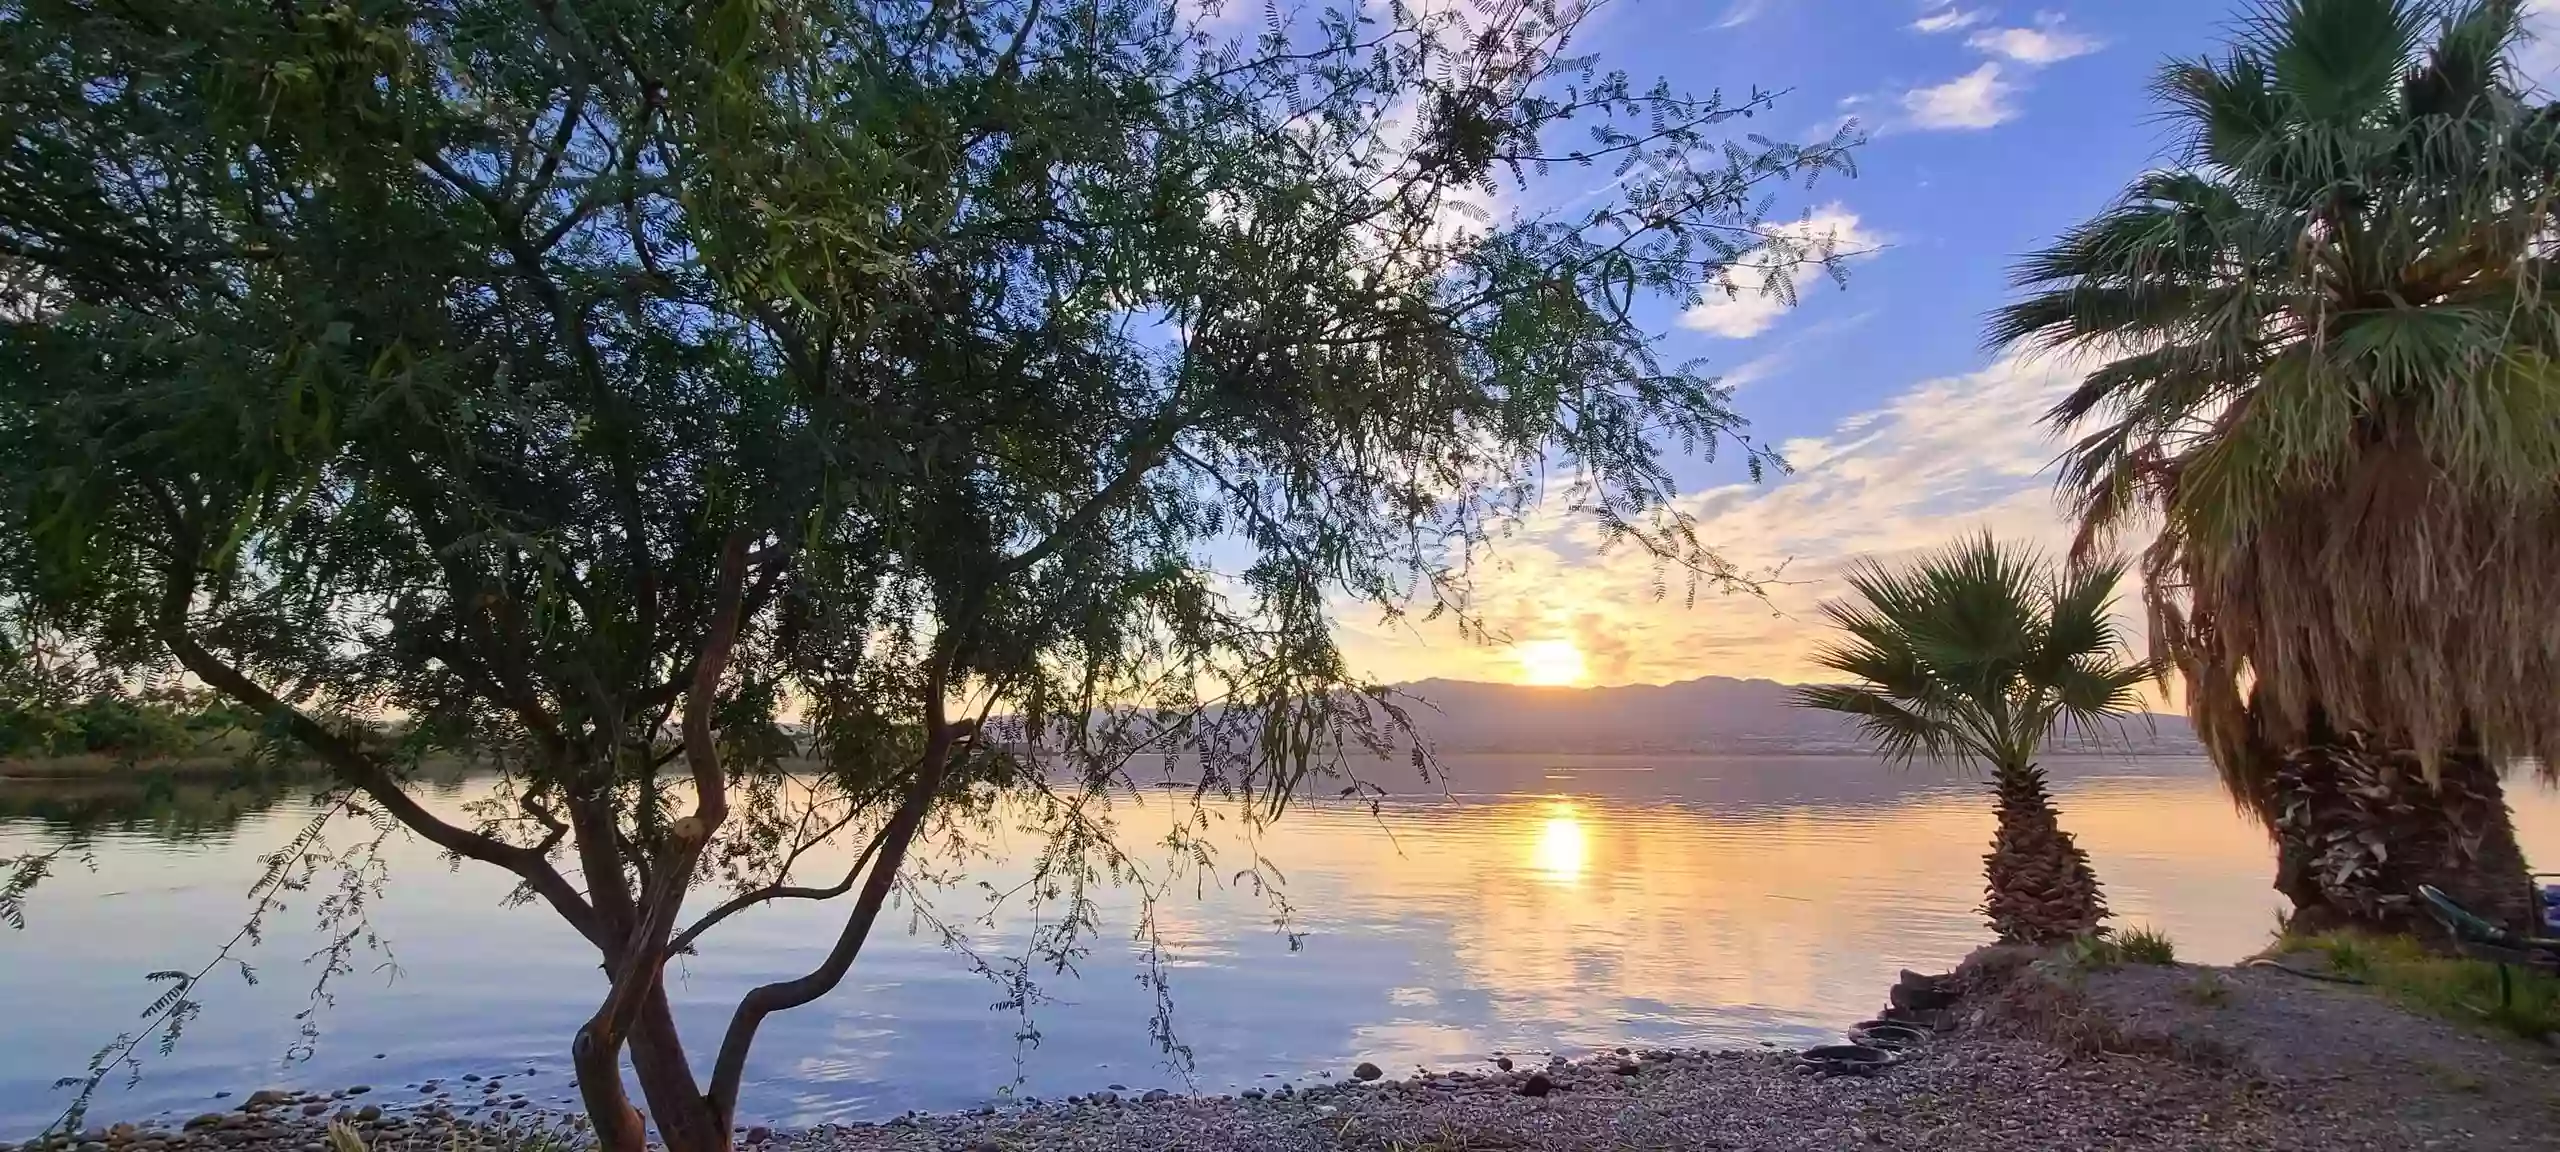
[1387,676,2200,756]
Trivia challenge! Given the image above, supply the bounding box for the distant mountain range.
[1386,676,2201,756]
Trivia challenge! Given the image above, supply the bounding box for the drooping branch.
[995,398,1190,578]
[146,516,602,948]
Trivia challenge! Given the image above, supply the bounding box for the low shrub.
[2115,925,2177,965]
[2286,930,2560,1041]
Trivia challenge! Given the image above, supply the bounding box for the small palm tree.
[1792,535,2156,945]
[1992,0,2560,932]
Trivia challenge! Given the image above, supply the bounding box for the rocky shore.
[22,949,2560,1152]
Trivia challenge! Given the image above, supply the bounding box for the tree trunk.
[1981,762,2108,945]
[574,969,734,1152]
[571,1016,650,1152]
[632,979,729,1152]
[2269,731,2532,937]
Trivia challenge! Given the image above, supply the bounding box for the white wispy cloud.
[1913,6,1990,33]
[1714,0,1770,28]
[1902,63,2018,130]
[1718,351,1790,392]
[1679,206,1882,340]
[1333,348,2108,686]
[1968,13,2104,65]
[1715,311,1878,393]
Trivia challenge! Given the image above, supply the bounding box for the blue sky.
[1316,0,2560,688]
[1633,0,2218,472]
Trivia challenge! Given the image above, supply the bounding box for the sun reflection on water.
[1530,802,1587,884]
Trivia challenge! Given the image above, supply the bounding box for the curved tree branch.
[146,512,602,948]
[667,819,894,957]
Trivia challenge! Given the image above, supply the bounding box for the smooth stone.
[461,1076,480,1083]
[1240,1089,1264,1100]
[354,1107,381,1123]
[1494,1057,1512,1071]
[743,1128,770,1145]
[344,1087,370,1096]
[1141,1089,1170,1103]
[299,1106,328,1118]
[1352,1062,1383,1082]
[246,1092,292,1109]
[183,1118,222,1132]
[1888,984,1957,1011]
[1105,1084,1126,1091]
[1516,1073,1554,1098]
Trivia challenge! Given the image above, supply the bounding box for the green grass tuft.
[2057,933,2124,970]
[2057,926,2177,972]
[2177,971,2233,1007]
[2284,929,2560,1041]
[2115,925,2177,965]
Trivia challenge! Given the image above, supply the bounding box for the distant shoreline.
[0,755,314,783]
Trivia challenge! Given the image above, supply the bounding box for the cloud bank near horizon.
[1333,348,2116,689]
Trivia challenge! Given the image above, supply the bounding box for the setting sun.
[1514,639,1588,686]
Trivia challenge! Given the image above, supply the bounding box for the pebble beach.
[20,954,2560,1152]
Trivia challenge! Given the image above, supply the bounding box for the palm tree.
[1792,535,2155,945]
[1992,0,2560,934]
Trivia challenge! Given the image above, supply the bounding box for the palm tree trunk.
[2267,727,2533,937]
[1982,761,2108,944]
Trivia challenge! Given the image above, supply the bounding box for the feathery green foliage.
[1992,0,2560,778]
[1792,535,2155,772]
[0,0,1857,1145]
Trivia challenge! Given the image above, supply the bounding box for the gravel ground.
[766,1043,2291,1151]
[2057,957,2560,1149]
[27,954,2560,1152]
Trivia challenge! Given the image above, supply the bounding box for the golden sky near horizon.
[1326,347,2172,700]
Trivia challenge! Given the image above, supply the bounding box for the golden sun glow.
[1529,804,1588,884]
[1514,639,1588,686]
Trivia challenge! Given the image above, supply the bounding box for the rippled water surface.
[7,753,2557,1136]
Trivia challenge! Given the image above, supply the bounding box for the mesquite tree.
[0,0,1855,1146]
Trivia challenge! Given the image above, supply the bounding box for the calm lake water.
[7,753,2559,1137]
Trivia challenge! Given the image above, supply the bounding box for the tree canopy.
[1990,0,2560,777]
[0,0,1857,1144]
[1791,534,2154,774]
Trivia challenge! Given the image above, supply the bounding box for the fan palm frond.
[1994,0,2560,782]
[1792,534,2156,772]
